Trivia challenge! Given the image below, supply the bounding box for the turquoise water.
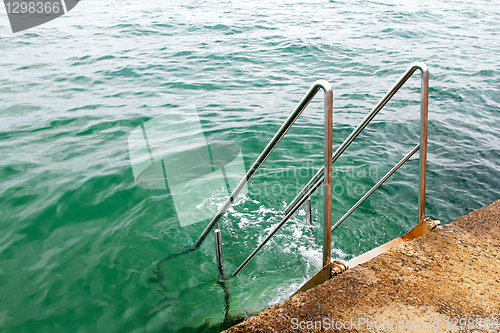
[1,0,499,332]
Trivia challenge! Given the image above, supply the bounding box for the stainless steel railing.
[331,144,420,232]
[230,62,429,277]
[285,63,429,223]
[189,80,334,278]
[162,62,429,281]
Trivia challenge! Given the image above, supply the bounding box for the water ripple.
[0,0,499,332]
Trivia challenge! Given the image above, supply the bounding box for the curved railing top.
[160,62,429,281]
[192,80,334,250]
[231,62,430,277]
[284,62,429,223]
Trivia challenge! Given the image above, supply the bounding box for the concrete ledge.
[224,199,500,332]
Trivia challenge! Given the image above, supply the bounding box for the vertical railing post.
[416,63,429,223]
[322,86,334,268]
[305,199,312,225]
[215,228,226,279]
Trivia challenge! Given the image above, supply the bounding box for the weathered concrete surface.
[225,199,500,332]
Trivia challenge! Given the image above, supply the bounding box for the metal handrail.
[284,62,429,224]
[159,62,429,281]
[230,62,429,277]
[187,80,334,275]
[331,144,420,232]
[232,144,421,277]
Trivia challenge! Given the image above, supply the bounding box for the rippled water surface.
[1,0,499,332]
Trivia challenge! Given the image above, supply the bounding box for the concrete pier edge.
[224,199,500,332]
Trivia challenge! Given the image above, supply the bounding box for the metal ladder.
[167,62,429,285]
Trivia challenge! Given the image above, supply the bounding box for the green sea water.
[0,0,499,332]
